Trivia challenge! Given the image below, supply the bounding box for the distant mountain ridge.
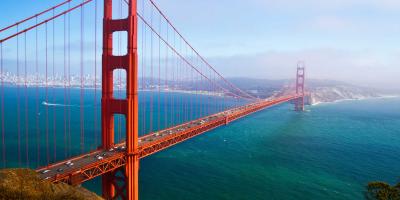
[225,78,396,104]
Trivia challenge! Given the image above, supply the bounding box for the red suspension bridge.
[0,0,305,199]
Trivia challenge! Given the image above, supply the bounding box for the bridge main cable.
[126,0,259,101]
[137,13,252,101]
[0,0,93,43]
[0,0,72,33]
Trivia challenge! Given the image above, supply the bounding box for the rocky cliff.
[307,85,382,105]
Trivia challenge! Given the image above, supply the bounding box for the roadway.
[36,95,302,184]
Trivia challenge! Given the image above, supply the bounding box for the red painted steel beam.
[101,0,139,199]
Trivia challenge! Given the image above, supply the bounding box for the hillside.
[226,78,392,104]
[0,168,102,200]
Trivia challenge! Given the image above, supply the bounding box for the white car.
[41,169,51,174]
[65,161,74,167]
[97,156,104,160]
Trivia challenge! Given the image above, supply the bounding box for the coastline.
[311,95,399,106]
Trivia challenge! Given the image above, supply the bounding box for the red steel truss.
[38,94,303,187]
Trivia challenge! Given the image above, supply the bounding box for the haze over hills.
[1,71,396,105]
[226,78,398,105]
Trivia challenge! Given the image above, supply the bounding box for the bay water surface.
[1,87,399,199]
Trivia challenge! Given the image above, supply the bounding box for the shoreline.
[311,95,399,106]
[0,84,231,98]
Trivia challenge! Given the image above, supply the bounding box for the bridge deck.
[36,95,301,185]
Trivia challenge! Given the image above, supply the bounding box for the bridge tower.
[102,0,139,199]
[295,62,305,111]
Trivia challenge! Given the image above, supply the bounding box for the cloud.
[253,0,400,11]
[312,16,351,31]
[208,48,400,89]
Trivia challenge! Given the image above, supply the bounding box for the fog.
[154,0,400,90]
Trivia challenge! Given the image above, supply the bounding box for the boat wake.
[41,101,77,107]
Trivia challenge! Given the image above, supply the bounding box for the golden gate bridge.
[0,0,305,199]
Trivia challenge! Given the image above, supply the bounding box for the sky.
[153,0,400,89]
[0,0,399,89]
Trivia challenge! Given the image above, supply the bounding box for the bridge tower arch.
[295,61,305,111]
[102,0,139,199]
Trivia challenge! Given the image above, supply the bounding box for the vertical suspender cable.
[149,7,153,133]
[94,0,98,148]
[141,0,146,134]
[24,32,29,167]
[171,30,175,127]
[178,38,182,124]
[63,14,68,157]
[0,43,5,168]
[80,3,85,154]
[164,23,168,128]
[52,9,57,162]
[190,57,193,120]
[16,25,22,167]
[68,1,72,157]
[45,23,49,165]
[158,13,161,131]
[35,17,40,166]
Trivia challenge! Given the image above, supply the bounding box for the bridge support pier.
[295,62,305,111]
[102,0,139,200]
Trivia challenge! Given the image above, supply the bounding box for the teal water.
[0,86,244,168]
[1,86,400,199]
[134,97,399,200]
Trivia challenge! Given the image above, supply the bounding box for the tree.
[365,181,400,200]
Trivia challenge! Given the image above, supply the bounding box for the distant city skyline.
[0,0,399,89]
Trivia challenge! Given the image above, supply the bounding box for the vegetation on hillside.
[366,181,400,200]
[0,168,102,200]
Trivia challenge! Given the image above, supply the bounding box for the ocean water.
[1,86,400,199]
[134,96,400,200]
[84,97,400,200]
[0,86,244,168]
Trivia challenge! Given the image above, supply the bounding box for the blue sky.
[153,0,400,88]
[1,0,399,88]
